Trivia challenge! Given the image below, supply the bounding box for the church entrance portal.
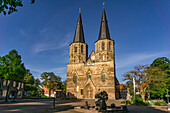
[83,84,94,99]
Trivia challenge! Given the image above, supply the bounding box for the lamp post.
[133,78,135,104]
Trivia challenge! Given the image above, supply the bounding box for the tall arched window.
[75,57,77,63]
[81,45,83,53]
[102,74,105,82]
[102,42,105,51]
[102,54,105,61]
[75,46,77,53]
[73,75,77,83]
[109,42,111,51]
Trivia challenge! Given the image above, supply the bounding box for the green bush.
[154,101,167,106]
[121,100,131,105]
[121,101,126,104]
[23,95,54,99]
[134,96,148,106]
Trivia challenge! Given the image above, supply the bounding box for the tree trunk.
[49,89,51,97]
[5,83,10,102]
[148,92,150,99]
[140,88,145,102]
[0,79,2,98]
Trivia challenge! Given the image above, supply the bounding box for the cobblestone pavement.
[0,99,169,113]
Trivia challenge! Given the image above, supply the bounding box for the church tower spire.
[69,8,88,64]
[73,8,85,43]
[98,4,111,40]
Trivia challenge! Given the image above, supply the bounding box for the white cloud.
[117,51,170,68]
[19,29,27,37]
[26,65,66,80]
[32,32,72,54]
[40,28,48,33]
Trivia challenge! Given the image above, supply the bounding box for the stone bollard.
[168,103,170,111]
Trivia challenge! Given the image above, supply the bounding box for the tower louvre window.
[75,46,77,53]
[81,45,83,53]
[102,74,105,82]
[81,89,83,95]
[102,42,105,50]
[109,42,111,51]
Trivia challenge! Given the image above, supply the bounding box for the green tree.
[0,49,27,101]
[151,57,170,74]
[24,71,36,95]
[62,80,66,93]
[0,0,35,15]
[146,67,168,99]
[150,57,170,96]
[122,65,168,101]
[122,65,148,101]
[41,72,62,97]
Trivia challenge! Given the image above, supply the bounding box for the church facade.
[66,7,120,99]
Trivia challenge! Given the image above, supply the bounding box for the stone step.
[80,99,122,106]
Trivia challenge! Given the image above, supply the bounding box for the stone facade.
[66,8,120,99]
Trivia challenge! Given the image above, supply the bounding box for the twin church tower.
[66,6,120,99]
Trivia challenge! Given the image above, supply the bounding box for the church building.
[66,6,120,99]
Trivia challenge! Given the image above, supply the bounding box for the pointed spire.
[73,8,85,43]
[98,4,111,40]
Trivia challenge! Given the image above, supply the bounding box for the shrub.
[121,101,126,104]
[134,96,148,106]
[154,101,167,106]
[121,100,131,105]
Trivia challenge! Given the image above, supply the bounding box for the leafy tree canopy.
[122,65,168,101]
[41,72,62,97]
[0,49,27,81]
[151,57,170,74]
[0,0,35,15]
[151,57,170,91]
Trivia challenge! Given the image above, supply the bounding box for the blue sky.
[0,0,170,83]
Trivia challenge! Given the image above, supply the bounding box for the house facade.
[0,78,25,99]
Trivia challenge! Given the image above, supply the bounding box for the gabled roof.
[98,7,111,40]
[73,10,85,43]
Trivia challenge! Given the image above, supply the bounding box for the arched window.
[109,42,111,51]
[102,42,105,51]
[81,45,83,53]
[75,57,77,63]
[75,46,77,53]
[88,75,91,79]
[102,74,105,82]
[103,54,105,61]
[73,75,77,83]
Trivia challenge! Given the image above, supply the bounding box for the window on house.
[75,46,77,53]
[102,74,105,82]
[13,81,16,87]
[81,45,83,53]
[102,42,105,50]
[3,80,6,86]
